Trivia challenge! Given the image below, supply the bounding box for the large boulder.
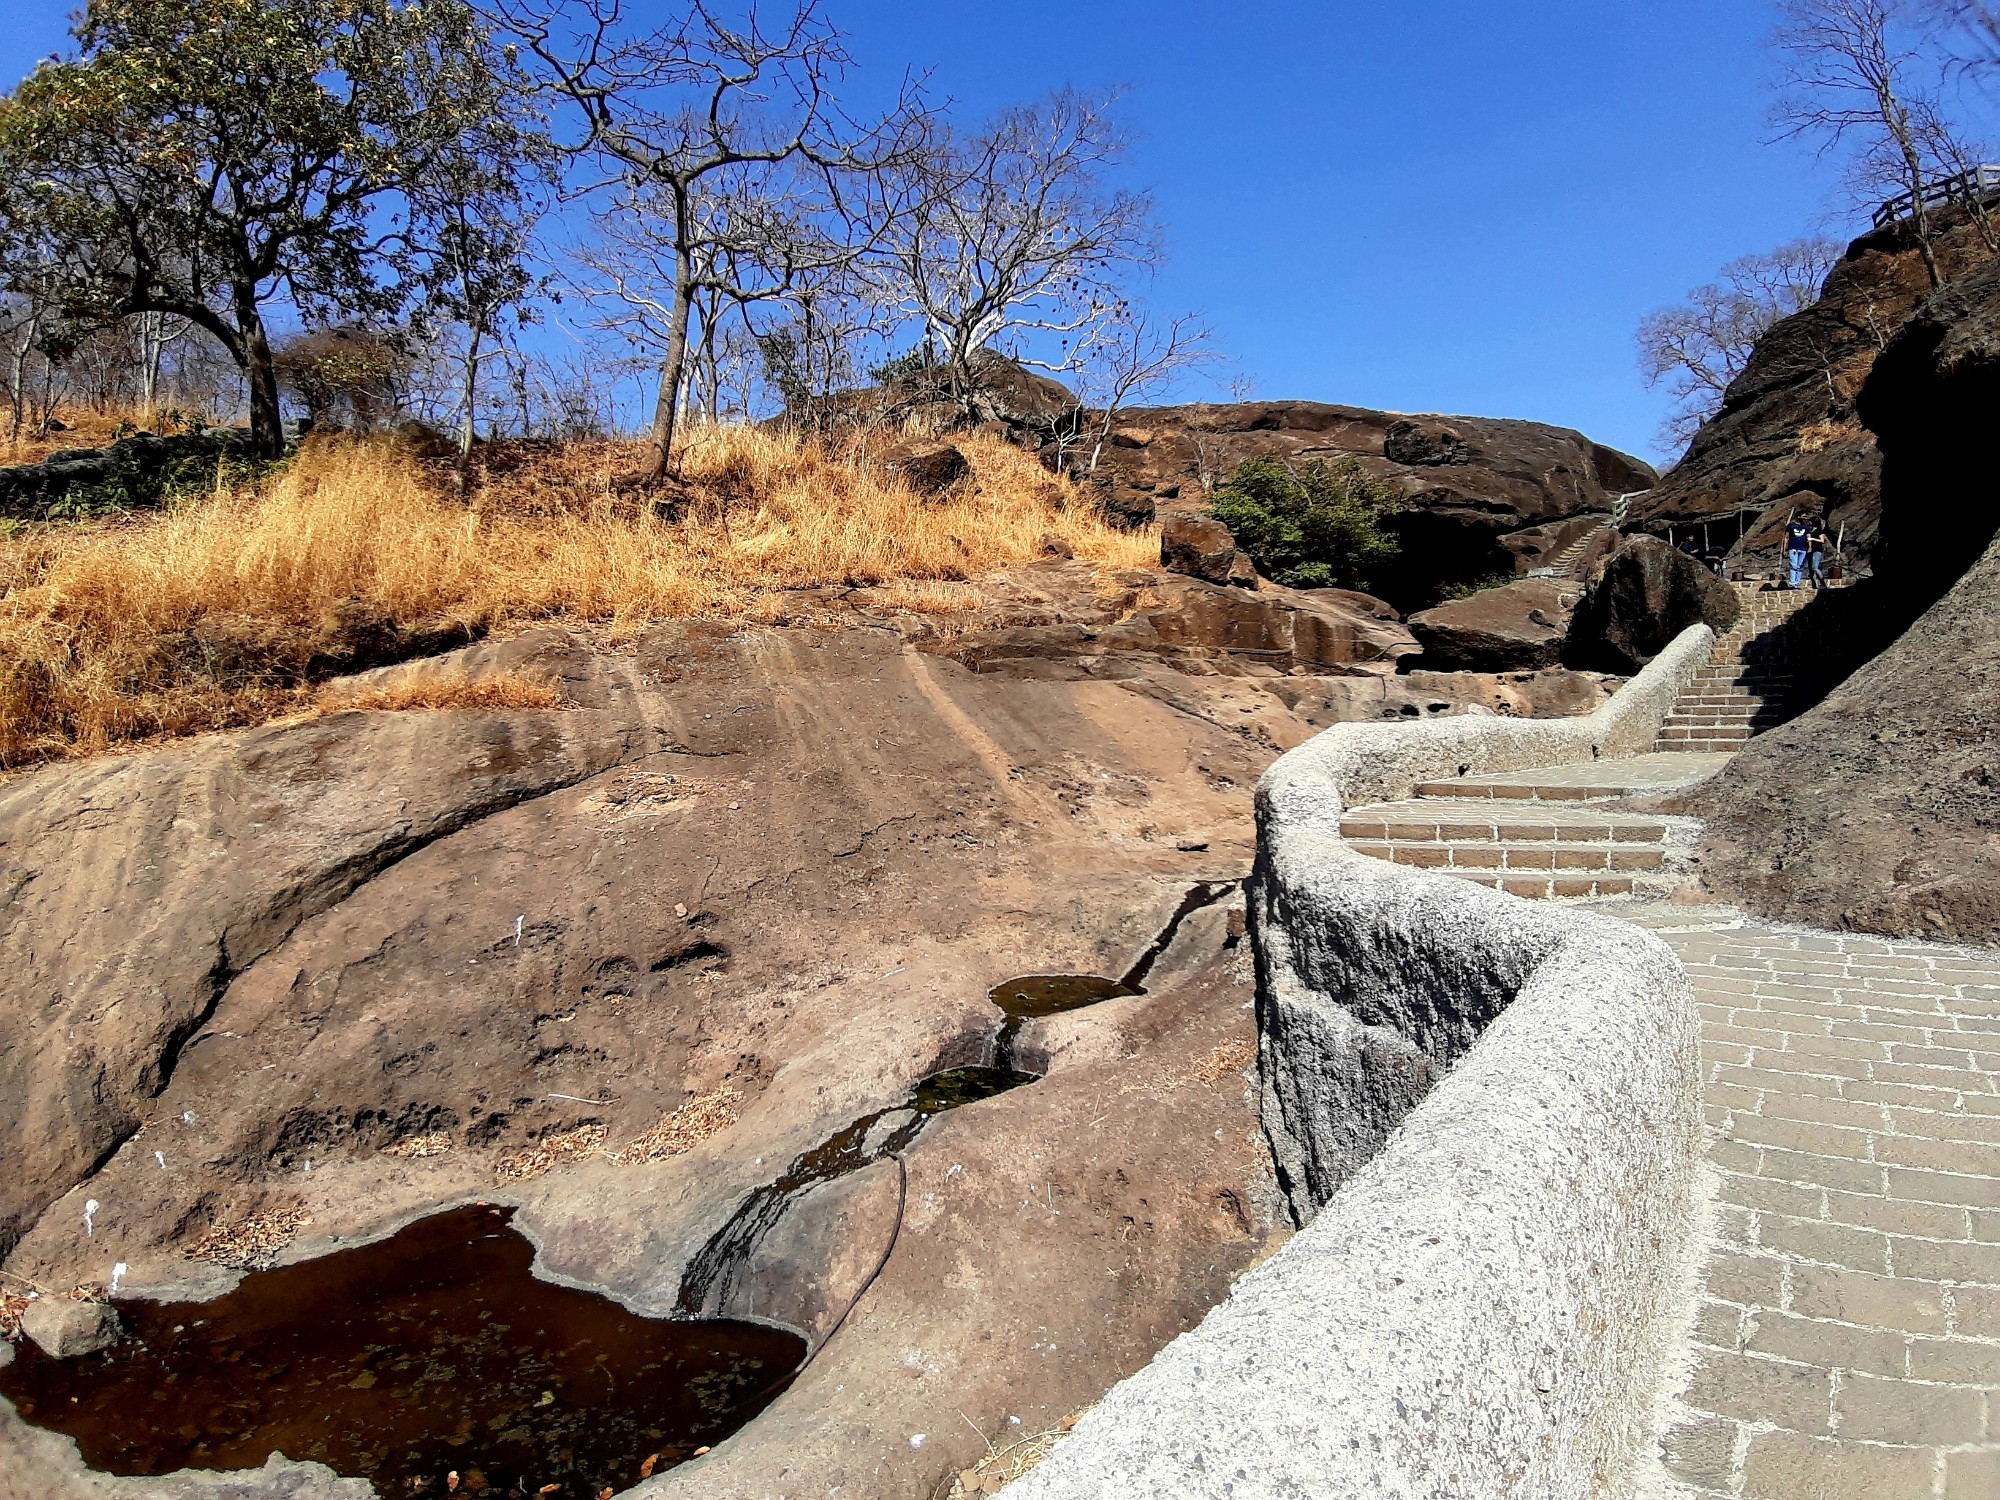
[1563,536,1741,674]
[885,443,970,498]
[1406,577,1576,672]
[1160,514,1257,588]
[1066,401,1654,610]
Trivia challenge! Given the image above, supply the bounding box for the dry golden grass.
[0,424,1155,768]
[495,1122,609,1181]
[3,403,204,464]
[315,671,567,716]
[1796,418,1864,454]
[873,581,988,614]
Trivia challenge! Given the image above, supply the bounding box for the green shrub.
[1207,456,1402,590]
[1437,572,1519,602]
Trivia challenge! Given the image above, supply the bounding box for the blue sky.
[0,1,1895,462]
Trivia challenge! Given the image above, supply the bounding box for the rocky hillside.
[0,557,1629,1497]
[1077,402,1654,610]
[1689,253,2000,941]
[1629,205,1998,574]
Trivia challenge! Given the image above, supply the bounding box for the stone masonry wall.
[1008,627,1716,1499]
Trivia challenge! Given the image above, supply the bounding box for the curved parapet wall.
[1008,625,1714,1500]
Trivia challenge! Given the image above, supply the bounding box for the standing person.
[1808,516,1830,589]
[1784,512,1814,589]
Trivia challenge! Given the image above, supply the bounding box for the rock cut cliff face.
[1631,206,1999,574]
[1690,254,2000,942]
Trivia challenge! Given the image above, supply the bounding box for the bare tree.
[497,0,914,478]
[1639,238,1844,447]
[871,89,1160,421]
[571,171,877,432]
[1934,1,2000,62]
[1067,307,1217,474]
[1772,0,1977,286]
[0,296,49,446]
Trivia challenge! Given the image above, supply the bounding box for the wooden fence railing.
[1874,164,2000,228]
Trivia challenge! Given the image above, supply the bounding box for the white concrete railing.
[1009,625,1715,1500]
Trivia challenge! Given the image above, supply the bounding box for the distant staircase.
[1542,528,1601,580]
[1653,586,1813,754]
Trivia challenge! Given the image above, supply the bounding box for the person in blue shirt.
[1785,513,1815,589]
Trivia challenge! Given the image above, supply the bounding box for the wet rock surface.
[0,1206,800,1497]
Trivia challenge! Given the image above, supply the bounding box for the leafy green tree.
[1208,456,1403,591]
[0,0,526,456]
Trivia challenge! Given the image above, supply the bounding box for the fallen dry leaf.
[495,1123,608,1181]
[187,1204,312,1270]
[381,1131,454,1159]
[608,1090,740,1166]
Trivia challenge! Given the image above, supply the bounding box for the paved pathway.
[1622,906,2000,1498]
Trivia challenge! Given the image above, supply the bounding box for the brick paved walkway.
[1634,912,2000,1497]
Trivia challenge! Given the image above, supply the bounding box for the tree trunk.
[1887,104,1943,290]
[234,287,284,458]
[647,253,696,482]
[458,321,484,472]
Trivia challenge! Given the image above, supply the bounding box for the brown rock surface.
[0,638,657,1259]
[1078,401,1650,608]
[1159,514,1256,588]
[1564,535,1741,674]
[1691,256,2000,943]
[885,443,971,498]
[1406,577,1577,672]
[0,556,1620,1497]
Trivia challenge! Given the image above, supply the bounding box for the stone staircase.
[1342,584,1821,902]
[1338,754,1724,901]
[1653,586,1812,754]
[1541,528,1600,579]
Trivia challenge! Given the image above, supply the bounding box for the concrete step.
[1339,800,1671,844]
[1410,751,1734,803]
[1434,871,1640,900]
[1658,732,1751,747]
[1346,840,1668,875]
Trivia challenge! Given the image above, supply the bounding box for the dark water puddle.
[0,1205,801,1499]
[679,878,1241,1315]
[2,879,1244,1494]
